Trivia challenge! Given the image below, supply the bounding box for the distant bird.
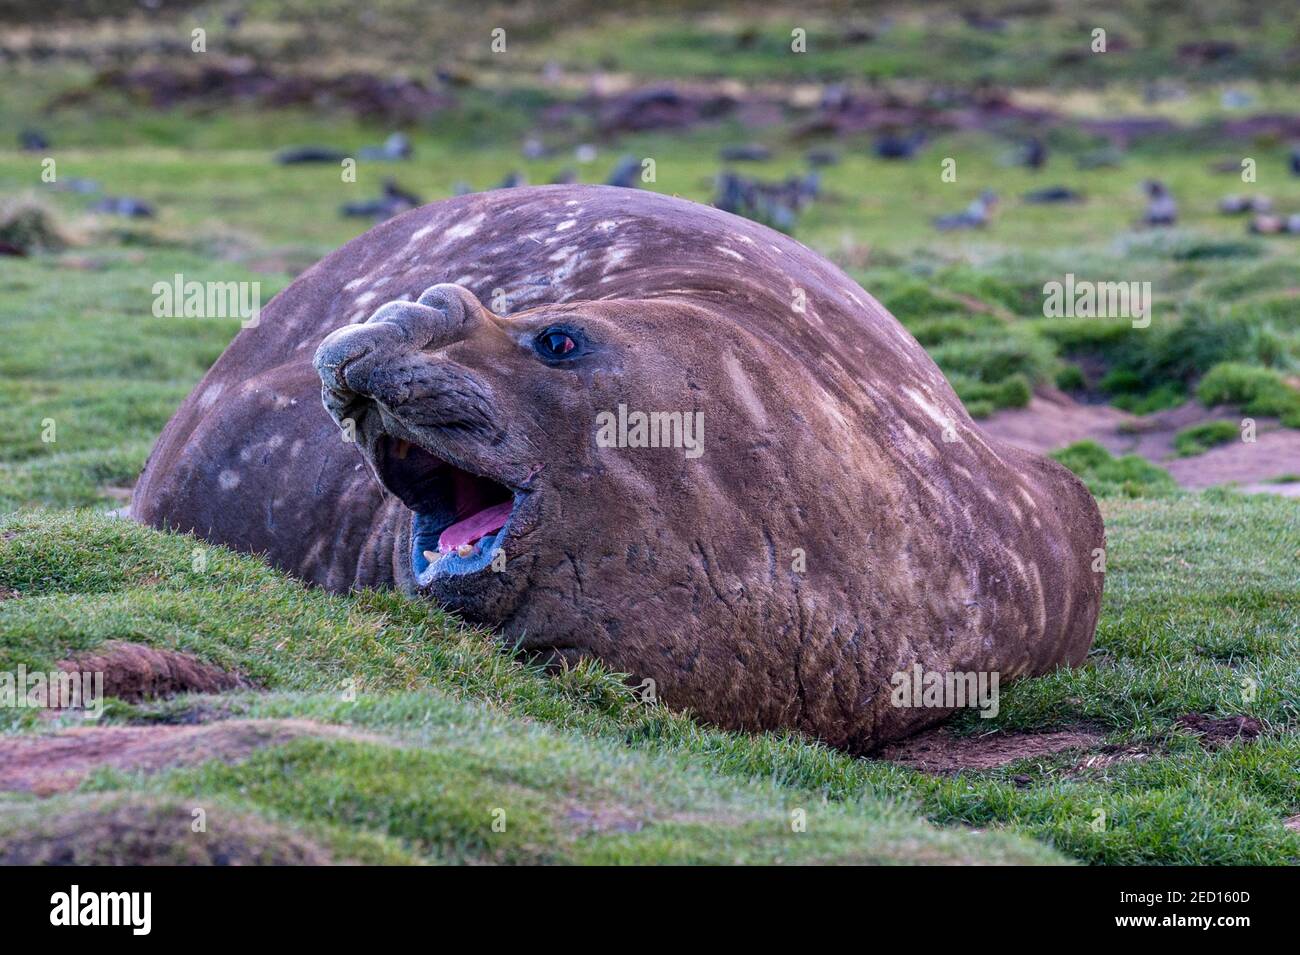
[605,154,642,189]
[1020,137,1048,170]
[276,145,347,164]
[714,171,819,233]
[933,191,998,230]
[19,129,48,151]
[1218,195,1272,215]
[873,131,925,160]
[341,178,422,220]
[493,171,527,190]
[1023,186,1083,204]
[549,167,578,185]
[91,196,155,218]
[1141,180,1177,226]
[358,133,412,161]
[719,143,772,162]
[1290,147,1300,177]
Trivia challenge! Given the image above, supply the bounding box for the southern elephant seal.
[132,185,1104,752]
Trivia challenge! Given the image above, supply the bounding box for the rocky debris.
[19,128,48,151]
[719,143,771,162]
[1219,194,1272,214]
[1141,179,1177,227]
[276,145,347,164]
[588,85,738,134]
[48,176,100,193]
[91,196,155,217]
[713,170,818,233]
[341,177,423,220]
[605,154,641,188]
[358,132,412,161]
[90,61,454,123]
[873,130,925,160]
[934,190,998,230]
[1020,136,1047,169]
[1248,213,1300,235]
[1023,185,1083,204]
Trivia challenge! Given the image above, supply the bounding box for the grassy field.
[1,0,1298,865]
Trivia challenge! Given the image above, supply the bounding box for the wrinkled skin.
[133,185,1104,753]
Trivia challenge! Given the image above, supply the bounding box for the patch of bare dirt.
[0,719,380,795]
[0,795,334,865]
[57,640,249,703]
[876,725,1106,773]
[75,60,456,122]
[1175,713,1264,746]
[982,390,1300,493]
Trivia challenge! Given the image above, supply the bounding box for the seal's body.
[133,185,1103,752]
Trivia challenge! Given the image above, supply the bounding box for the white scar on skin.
[723,352,770,429]
[1018,486,1039,511]
[439,213,486,243]
[344,277,366,291]
[407,224,436,245]
[218,469,240,490]
[715,246,744,261]
[355,291,379,307]
[555,219,577,231]
[903,386,958,438]
[199,383,224,408]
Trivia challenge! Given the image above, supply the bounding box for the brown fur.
[132,185,1104,752]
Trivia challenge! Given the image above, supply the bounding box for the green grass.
[2,0,1299,866]
[1174,420,1242,457]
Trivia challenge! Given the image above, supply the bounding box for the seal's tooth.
[456,543,475,558]
[422,550,438,563]
[395,439,411,460]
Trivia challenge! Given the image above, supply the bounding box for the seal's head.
[313,282,741,652]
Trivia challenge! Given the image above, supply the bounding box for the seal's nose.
[314,283,484,397]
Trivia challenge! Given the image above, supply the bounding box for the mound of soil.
[983,390,1300,494]
[57,640,249,703]
[0,795,333,865]
[0,719,382,795]
[876,725,1105,773]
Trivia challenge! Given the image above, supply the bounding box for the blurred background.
[3,0,1300,503]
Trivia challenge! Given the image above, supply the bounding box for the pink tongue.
[438,501,513,553]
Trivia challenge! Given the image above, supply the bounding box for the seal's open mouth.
[372,435,518,583]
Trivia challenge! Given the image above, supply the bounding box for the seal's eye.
[534,327,581,361]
